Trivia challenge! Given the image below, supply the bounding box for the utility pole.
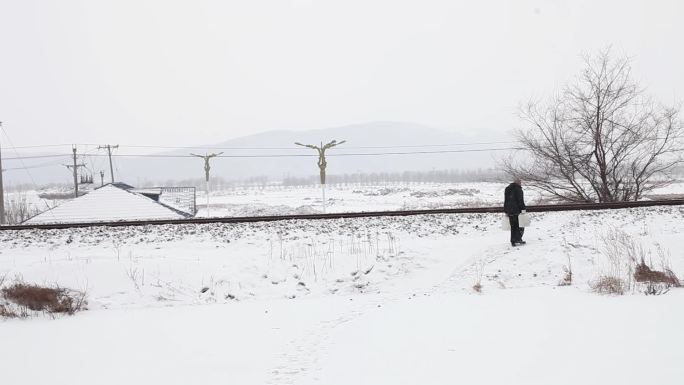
[99,170,105,187]
[294,139,346,213]
[98,144,119,183]
[190,152,223,217]
[0,121,5,225]
[64,146,86,198]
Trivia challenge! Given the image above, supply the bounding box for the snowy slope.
[2,206,683,307]
[24,185,188,224]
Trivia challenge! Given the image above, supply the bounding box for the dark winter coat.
[504,183,526,216]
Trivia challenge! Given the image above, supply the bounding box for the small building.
[24,183,194,224]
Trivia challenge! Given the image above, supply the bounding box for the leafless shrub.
[634,259,680,287]
[559,266,573,286]
[633,252,680,296]
[126,265,144,292]
[1,282,87,317]
[599,227,643,291]
[595,228,680,295]
[0,304,20,318]
[558,244,573,286]
[113,240,123,261]
[4,193,43,224]
[591,276,626,295]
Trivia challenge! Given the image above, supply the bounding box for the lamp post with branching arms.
[294,140,346,213]
[190,152,223,217]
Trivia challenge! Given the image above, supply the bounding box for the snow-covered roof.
[24,184,190,224]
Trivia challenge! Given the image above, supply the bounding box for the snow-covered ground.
[9,180,684,220]
[195,179,679,216]
[190,182,511,217]
[169,179,684,217]
[1,203,683,384]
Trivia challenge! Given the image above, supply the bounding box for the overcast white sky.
[0,0,682,147]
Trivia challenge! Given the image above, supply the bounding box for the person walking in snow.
[504,177,526,246]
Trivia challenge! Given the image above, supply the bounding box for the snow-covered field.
[1,201,683,384]
[10,180,684,220]
[194,182,509,217]
[195,179,683,216]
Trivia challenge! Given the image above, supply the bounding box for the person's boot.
[511,241,517,247]
[518,240,526,245]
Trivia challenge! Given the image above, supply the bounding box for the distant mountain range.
[3,122,512,187]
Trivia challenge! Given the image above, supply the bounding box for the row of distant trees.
[282,169,503,187]
[145,168,504,190]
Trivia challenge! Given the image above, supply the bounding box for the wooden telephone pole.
[64,146,86,198]
[294,139,346,213]
[0,122,5,224]
[98,144,119,183]
[190,152,223,217]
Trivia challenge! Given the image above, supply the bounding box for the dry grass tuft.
[0,304,19,318]
[1,283,87,318]
[558,266,573,286]
[590,276,625,295]
[634,259,680,287]
[558,254,572,286]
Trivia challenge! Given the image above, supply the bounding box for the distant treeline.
[172,166,684,189]
[17,166,684,191]
[282,168,505,187]
[142,169,505,190]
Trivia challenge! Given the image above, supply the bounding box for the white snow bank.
[2,206,683,310]
[1,289,682,385]
[312,288,684,385]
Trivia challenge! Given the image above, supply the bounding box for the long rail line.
[2,199,683,231]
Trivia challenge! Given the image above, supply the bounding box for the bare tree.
[505,49,683,202]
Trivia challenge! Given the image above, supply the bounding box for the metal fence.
[157,186,196,215]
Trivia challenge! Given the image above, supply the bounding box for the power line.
[1,154,70,160]
[8,135,684,151]
[327,147,523,157]
[0,146,523,161]
[0,125,55,211]
[2,160,65,171]
[82,141,519,151]
[0,126,43,187]
[31,146,521,158]
[12,133,681,161]
[6,143,77,149]
[4,136,684,153]
[3,140,519,151]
